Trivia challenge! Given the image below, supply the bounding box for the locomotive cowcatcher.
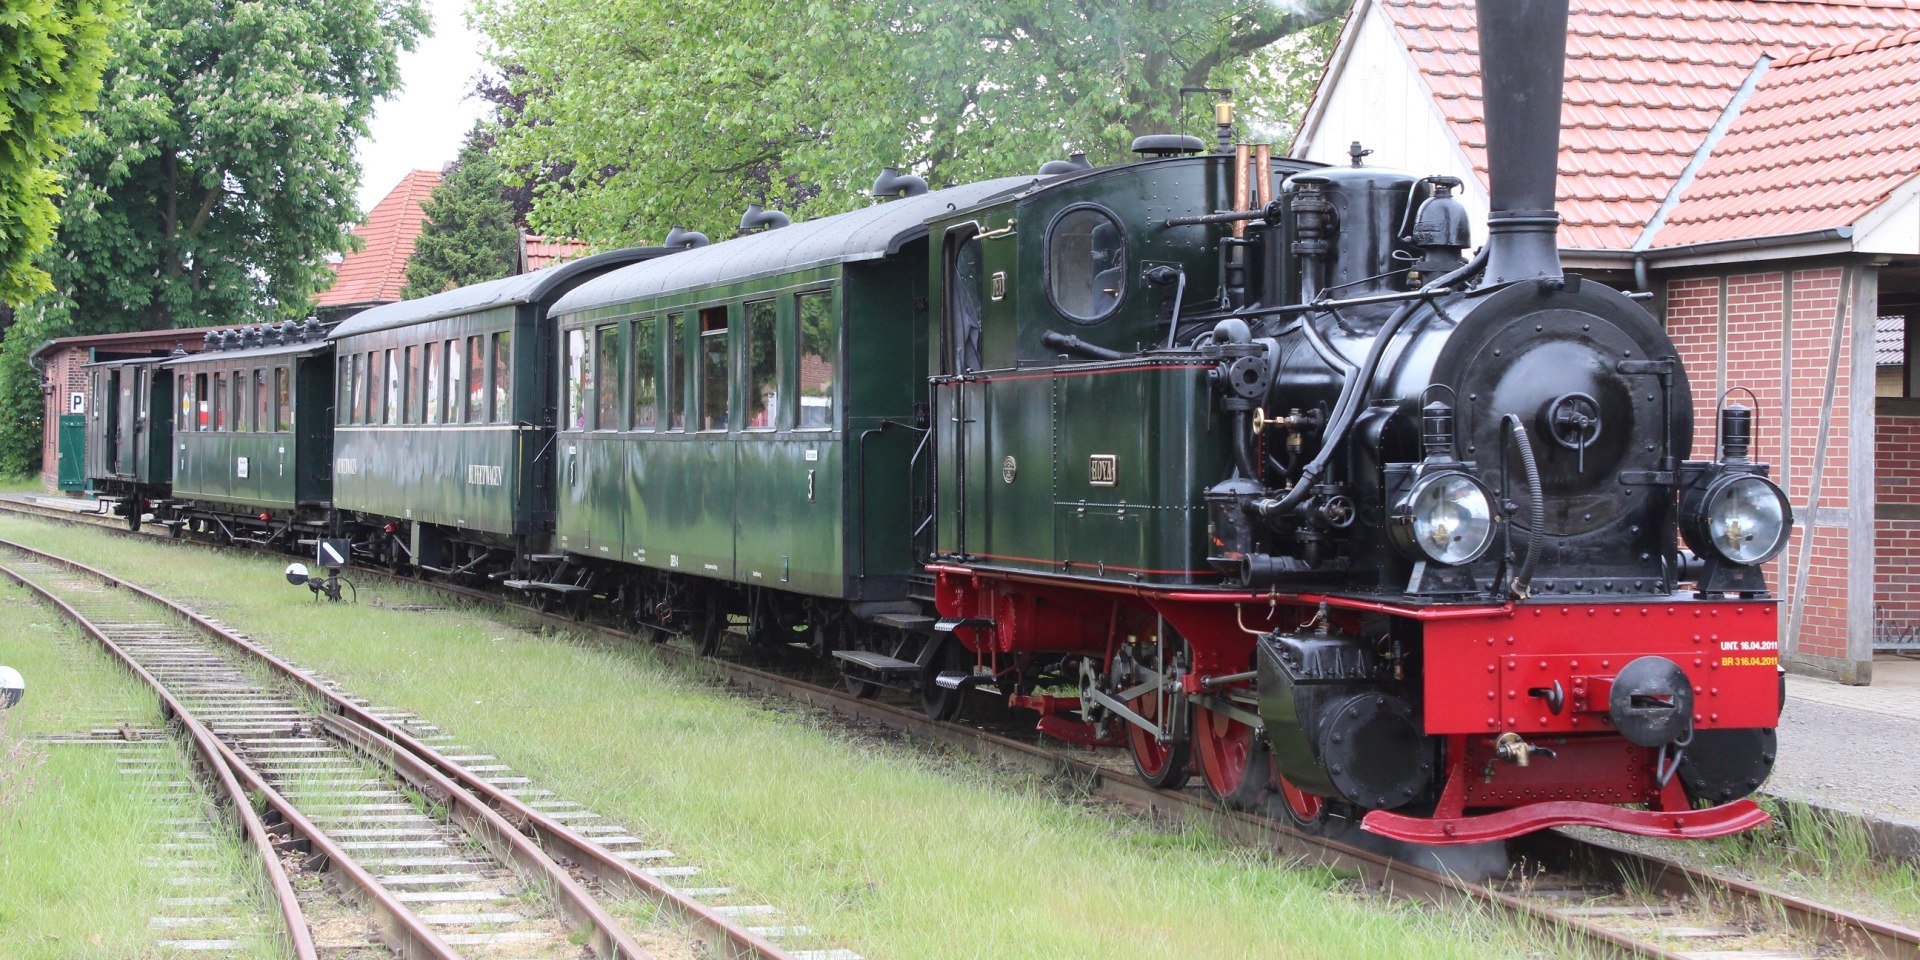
[919,0,1789,843]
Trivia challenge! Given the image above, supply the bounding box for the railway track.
[5,493,1918,960]
[0,526,843,960]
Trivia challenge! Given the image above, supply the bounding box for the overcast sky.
[352,0,492,212]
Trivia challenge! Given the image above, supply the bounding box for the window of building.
[797,292,836,428]
[275,367,291,432]
[351,354,366,423]
[595,324,620,429]
[254,369,269,433]
[566,328,589,430]
[445,339,462,424]
[384,348,401,425]
[666,313,686,431]
[492,331,511,422]
[745,300,780,430]
[467,336,485,422]
[632,317,657,431]
[699,306,729,431]
[424,342,441,424]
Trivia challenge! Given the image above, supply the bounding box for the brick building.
[1294,0,1920,683]
[26,326,230,491]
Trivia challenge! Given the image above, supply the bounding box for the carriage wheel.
[1126,683,1192,789]
[920,635,970,721]
[1194,704,1272,810]
[125,505,141,532]
[695,595,727,657]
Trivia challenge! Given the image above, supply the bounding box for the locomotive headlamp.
[1683,473,1791,566]
[1390,471,1495,566]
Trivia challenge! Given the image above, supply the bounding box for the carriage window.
[403,345,421,423]
[231,371,244,432]
[631,316,657,431]
[466,336,485,422]
[666,313,686,431]
[179,374,191,430]
[797,292,836,428]
[367,352,384,424]
[337,358,351,425]
[566,329,589,430]
[950,236,984,373]
[275,367,291,431]
[424,342,441,424]
[595,324,620,429]
[698,306,729,431]
[212,372,227,431]
[193,374,208,431]
[1047,206,1126,323]
[351,354,366,423]
[492,331,511,423]
[443,340,460,424]
[745,300,779,430]
[254,369,268,432]
[384,349,401,425]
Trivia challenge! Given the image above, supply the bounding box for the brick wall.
[39,346,90,492]
[1877,413,1920,626]
[1661,266,1864,677]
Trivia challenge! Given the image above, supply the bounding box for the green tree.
[473,0,1346,246]
[403,129,522,299]
[0,0,427,475]
[0,0,119,306]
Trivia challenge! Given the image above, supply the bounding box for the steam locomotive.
[82,0,1788,844]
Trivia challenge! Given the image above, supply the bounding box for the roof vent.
[738,203,792,233]
[1037,152,1093,176]
[664,226,711,249]
[302,319,324,342]
[870,167,928,200]
[1129,135,1206,158]
[202,331,219,350]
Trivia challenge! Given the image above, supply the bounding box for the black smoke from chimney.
[1477,0,1570,286]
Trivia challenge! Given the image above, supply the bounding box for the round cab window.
[1048,207,1126,324]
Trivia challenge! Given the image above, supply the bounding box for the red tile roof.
[314,170,441,308]
[1656,27,1920,245]
[523,234,592,271]
[1376,0,1920,251]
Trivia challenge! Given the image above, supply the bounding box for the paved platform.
[1772,656,1920,859]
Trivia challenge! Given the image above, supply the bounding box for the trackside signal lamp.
[1680,402,1793,595]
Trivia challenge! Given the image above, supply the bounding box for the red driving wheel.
[1125,686,1191,789]
[1275,769,1327,826]
[1194,705,1271,809]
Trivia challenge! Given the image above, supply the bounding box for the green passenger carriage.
[158,322,334,542]
[543,178,1027,644]
[325,248,669,574]
[83,356,176,528]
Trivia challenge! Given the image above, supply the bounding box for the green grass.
[0,578,153,735]
[1699,797,1920,926]
[0,515,1561,960]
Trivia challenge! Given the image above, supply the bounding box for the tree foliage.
[474,0,1347,245]
[403,128,522,299]
[0,0,119,306]
[0,0,427,475]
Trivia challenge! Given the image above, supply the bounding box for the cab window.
[1047,206,1126,323]
[949,235,984,373]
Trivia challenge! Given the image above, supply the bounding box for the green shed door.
[57,414,86,491]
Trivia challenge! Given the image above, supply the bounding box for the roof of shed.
[329,246,675,340]
[552,177,1034,317]
[1368,0,1920,251]
[1656,28,1920,245]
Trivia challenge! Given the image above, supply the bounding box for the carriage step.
[527,553,567,563]
[526,582,590,595]
[873,613,936,632]
[933,617,993,634]
[832,650,920,674]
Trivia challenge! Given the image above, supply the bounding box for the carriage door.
[942,228,990,556]
[101,369,122,475]
[117,367,141,477]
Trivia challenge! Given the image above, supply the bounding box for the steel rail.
[0,526,796,960]
[8,498,1920,957]
[0,550,461,960]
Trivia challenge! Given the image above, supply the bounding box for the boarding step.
[499,580,590,595]
[933,617,993,634]
[872,613,936,633]
[831,650,919,674]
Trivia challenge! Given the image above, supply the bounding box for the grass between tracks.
[0,578,278,959]
[0,516,1573,960]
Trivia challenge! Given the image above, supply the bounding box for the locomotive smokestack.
[1477,0,1569,286]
